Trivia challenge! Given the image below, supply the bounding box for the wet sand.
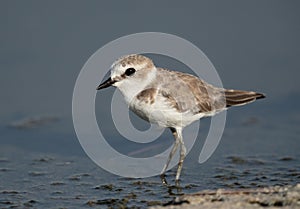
[150,184,300,209]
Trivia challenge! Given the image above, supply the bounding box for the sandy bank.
[150,184,300,209]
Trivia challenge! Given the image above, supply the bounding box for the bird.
[97,54,265,185]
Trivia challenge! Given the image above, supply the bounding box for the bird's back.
[152,68,227,115]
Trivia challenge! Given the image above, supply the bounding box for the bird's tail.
[224,89,265,107]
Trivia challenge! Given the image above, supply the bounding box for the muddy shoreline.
[150,184,300,209]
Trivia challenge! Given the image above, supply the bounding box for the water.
[1,148,299,208]
[1,108,299,208]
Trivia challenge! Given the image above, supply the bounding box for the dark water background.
[1,1,300,208]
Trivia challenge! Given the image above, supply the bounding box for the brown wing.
[152,68,226,114]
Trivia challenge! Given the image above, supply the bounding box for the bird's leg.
[175,129,186,186]
[160,128,179,185]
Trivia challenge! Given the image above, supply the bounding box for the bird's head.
[97,54,157,102]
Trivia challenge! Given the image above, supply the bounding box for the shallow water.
[1,111,299,208]
[0,153,299,209]
[1,151,299,209]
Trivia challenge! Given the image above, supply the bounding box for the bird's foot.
[166,179,183,194]
[160,174,168,186]
[175,179,181,187]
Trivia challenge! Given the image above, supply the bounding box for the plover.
[97,54,265,185]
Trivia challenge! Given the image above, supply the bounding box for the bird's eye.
[125,68,136,76]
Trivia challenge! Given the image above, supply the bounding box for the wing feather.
[151,68,226,115]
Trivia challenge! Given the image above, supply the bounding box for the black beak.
[97,77,115,90]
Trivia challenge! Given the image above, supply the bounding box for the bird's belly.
[129,101,202,128]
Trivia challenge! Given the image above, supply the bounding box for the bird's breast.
[129,91,200,128]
